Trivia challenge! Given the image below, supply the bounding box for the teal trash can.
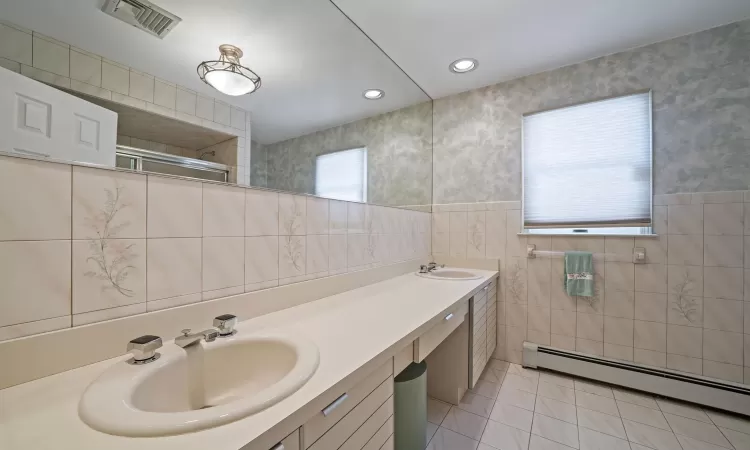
[394,361,427,450]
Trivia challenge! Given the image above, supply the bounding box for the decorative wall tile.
[153,79,176,109]
[604,262,635,292]
[245,236,279,285]
[306,197,329,235]
[69,49,101,86]
[667,235,703,266]
[432,232,449,254]
[667,354,702,375]
[0,241,71,327]
[196,95,214,120]
[279,194,306,236]
[203,183,245,237]
[146,238,201,301]
[73,302,146,327]
[0,156,71,241]
[279,235,306,278]
[128,70,154,102]
[604,290,635,319]
[307,234,329,274]
[245,189,278,236]
[214,101,231,126]
[147,176,202,238]
[704,267,743,300]
[202,237,244,291]
[72,166,146,239]
[703,235,743,267]
[175,88,197,116]
[703,298,743,333]
[635,264,667,294]
[231,107,246,130]
[633,349,666,368]
[72,238,146,313]
[32,35,68,77]
[704,203,743,235]
[0,23,32,65]
[329,200,348,234]
[328,234,347,271]
[604,316,634,347]
[667,324,702,358]
[703,329,743,365]
[668,205,703,235]
[101,60,129,95]
[703,360,744,383]
[634,320,666,352]
[147,292,202,312]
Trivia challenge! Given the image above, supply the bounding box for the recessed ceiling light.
[363,89,384,100]
[450,58,478,73]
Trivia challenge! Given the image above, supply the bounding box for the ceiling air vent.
[102,0,181,39]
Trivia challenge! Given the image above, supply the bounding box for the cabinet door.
[0,67,117,166]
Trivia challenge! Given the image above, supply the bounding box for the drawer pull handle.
[322,393,349,416]
[483,286,489,291]
[444,313,454,321]
[270,444,285,450]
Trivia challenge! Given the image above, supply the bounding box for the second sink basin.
[79,333,319,437]
[416,268,481,280]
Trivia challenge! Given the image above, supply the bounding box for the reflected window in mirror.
[315,148,367,203]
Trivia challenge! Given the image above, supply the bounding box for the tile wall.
[432,191,750,385]
[0,21,252,185]
[0,155,431,341]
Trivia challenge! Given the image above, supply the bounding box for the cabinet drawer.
[488,285,497,300]
[473,318,486,339]
[360,412,393,450]
[473,331,486,357]
[474,295,487,310]
[340,396,393,450]
[414,301,467,362]
[304,361,393,448]
[473,305,486,323]
[271,429,300,450]
[309,379,393,450]
[379,434,394,450]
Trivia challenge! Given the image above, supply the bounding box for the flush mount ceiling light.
[197,45,261,96]
[449,58,478,73]
[363,89,385,100]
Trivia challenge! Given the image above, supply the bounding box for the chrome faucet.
[175,328,220,348]
[427,261,444,272]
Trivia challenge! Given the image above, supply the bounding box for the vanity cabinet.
[470,277,498,387]
[271,429,300,450]
[304,360,394,450]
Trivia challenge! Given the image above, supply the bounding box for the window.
[315,147,367,202]
[522,92,652,235]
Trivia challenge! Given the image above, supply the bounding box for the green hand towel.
[564,251,594,297]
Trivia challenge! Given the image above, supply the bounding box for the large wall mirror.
[0,0,433,210]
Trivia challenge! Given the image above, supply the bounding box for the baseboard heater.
[523,342,750,416]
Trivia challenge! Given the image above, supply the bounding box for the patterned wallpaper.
[433,19,750,204]
[262,101,433,208]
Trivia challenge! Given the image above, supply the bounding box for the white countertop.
[0,269,497,450]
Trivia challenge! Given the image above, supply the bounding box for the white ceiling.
[0,0,428,144]
[333,0,750,99]
[2,1,750,145]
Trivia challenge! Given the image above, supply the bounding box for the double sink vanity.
[0,267,499,450]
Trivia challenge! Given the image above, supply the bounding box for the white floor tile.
[428,397,452,425]
[656,398,712,423]
[531,413,580,449]
[442,407,489,441]
[720,427,750,450]
[427,426,480,450]
[611,387,658,409]
[490,402,534,432]
[616,400,670,430]
[459,392,496,418]
[576,407,627,440]
[529,434,576,450]
[663,413,732,448]
[574,391,620,416]
[538,371,575,389]
[480,367,507,384]
[426,421,439,443]
[508,364,541,380]
[706,409,750,435]
[574,380,614,398]
[676,434,736,450]
[482,419,531,450]
[622,419,682,450]
[504,373,539,394]
[497,386,537,411]
[535,396,577,425]
[471,379,502,399]
[537,381,576,404]
[488,359,511,373]
[578,427,631,450]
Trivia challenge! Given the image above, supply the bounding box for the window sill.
[519,232,659,237]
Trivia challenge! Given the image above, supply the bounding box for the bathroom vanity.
[0,268,499,450]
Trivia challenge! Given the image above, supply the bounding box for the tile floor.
[425,359,750,450]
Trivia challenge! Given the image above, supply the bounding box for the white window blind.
[315,147,367,202]
[523,92,652,229]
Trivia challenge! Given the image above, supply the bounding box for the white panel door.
[0,66,117,166]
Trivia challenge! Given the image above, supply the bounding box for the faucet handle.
[181,328,191,336]
[127,335,162,365]
[214,314,238,337]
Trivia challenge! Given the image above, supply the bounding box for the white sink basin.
[79,333,319,437]
[416,269,481,280]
